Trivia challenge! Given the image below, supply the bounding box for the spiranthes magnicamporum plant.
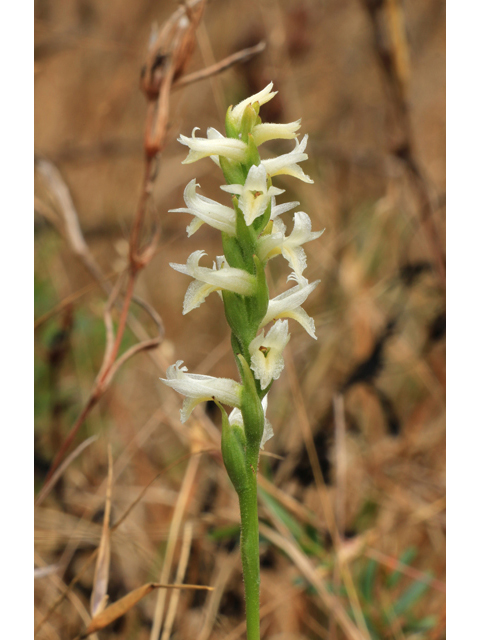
[161,83,323,639]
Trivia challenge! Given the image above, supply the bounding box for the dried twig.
[173,41,266,90]
[78,581,213,639]
[35,435,98,507]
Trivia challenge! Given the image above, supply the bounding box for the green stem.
[238,447,261,640]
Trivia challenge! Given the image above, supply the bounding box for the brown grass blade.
[81,582,213,637]
[35,435,98,507]
[90,446,113,617]
[160,521,194,640]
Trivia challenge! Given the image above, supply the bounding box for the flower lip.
[220,164,284,226]
[249,319,291,390]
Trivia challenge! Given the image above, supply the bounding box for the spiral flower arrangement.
[161,83,322,639]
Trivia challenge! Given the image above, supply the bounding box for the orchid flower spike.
[163,82,323,640]
[161,361,242,422]
[221,164,284,226]
[170,250,256,314]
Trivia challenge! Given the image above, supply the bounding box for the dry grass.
[34,0,445,638]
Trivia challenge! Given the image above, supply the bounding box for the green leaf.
[386,547,418,588]
[259,488,323,556]
[393,576,432,617]
[208,524,241,542]
[360,559,378,604]
[404,614,437,632]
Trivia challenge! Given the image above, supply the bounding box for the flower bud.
[218,402,248,493]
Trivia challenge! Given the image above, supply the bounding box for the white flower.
[249,319,290,390]
[252,120,302,146]
[161,361,242,422]
[262,135,314,184]
[228,396,274,449]
[260,274,320,339]
[170,250,256,314]
[179,127,247,164]
[271,196,300,220]
[221,164,284,226]
[230,82,277,128]
[257,212,324,277]
[170,179,236,237]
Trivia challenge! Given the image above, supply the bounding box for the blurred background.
[34,0,446,638]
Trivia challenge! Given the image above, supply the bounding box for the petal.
[196,265,256,296]
[282,245,308,276]
[260,416,274,448]
[183,280,218,314]
[170,180,236,236]
[271,198,300,219]
[252,120,301,146]
[186,217,204,237]
[256,231,284,263]
[289,212,315,242]
[161,361,242,422]
[228,397,273,449]
[172,251,256,297]
[230,82,277,126]
[260,278,320,337]
[178,128,247,164]
[261,135,314,184]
